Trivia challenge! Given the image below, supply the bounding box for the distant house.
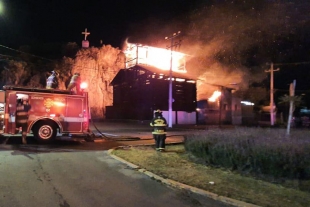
[106,64,197,123]
[197,85,243,125]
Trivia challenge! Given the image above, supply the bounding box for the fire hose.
[89,119,142,141]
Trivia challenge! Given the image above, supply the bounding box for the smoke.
[184,1,309,88]
[126,1,310,99]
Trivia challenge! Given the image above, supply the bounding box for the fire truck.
[0,85,92,143]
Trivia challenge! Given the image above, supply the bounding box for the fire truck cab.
[0,85,91,143]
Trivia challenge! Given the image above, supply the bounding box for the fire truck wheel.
[33,123,57,142]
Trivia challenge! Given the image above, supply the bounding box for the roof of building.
[110,64,196,86]
[136,64,196,80]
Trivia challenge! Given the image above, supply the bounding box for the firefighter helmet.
[154,109,162,115]
[22,96,29,102]
[52,70,59,76]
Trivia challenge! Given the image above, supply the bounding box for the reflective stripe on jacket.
[46,75,58,89]
[70,74,81,84]
[16,104,31,124]
[150,117,167,134]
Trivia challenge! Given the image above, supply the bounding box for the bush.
[184,128,310,180]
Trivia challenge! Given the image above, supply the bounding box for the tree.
[1,60,30,86]
[53,57,74,90]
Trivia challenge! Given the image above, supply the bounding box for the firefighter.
[150,109,167,152]
[67,73,81,94]
[16,97,31,144]
[46,70,59,89]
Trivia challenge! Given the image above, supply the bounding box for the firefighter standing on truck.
[46,70,59,89]
[67,73,81,94]
[16,97,31,144]
[150,109,167,152]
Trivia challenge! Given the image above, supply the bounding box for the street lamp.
[165,31,181,128]
[0,1,4,14]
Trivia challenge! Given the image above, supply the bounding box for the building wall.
[108,67,197,121]
[160,111,196,125]
[232,97,242,125]
[197,87,241,125]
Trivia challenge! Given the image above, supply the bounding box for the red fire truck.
[0,85,92,143]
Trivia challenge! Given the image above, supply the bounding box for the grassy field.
[112,144,310,207]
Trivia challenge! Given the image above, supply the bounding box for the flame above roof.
[124,42,187,73]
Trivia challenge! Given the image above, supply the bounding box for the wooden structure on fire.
[197,85,242,125]
[106,64,197,123]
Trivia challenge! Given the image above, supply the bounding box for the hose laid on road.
[89,118,185,142]
[90,118,108,138]
[89,119,141,141]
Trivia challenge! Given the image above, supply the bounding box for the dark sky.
[0,0,201,48]
[1,0,310,97]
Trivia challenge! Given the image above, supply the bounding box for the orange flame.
[208,90,221,102]
[124,43,187,73]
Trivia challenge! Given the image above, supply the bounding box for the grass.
[112,144,310,207]
[184,128,310,181]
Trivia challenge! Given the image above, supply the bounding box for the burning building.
[197,85,242,125]
[106,43,197,124]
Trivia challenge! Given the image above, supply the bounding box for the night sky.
[1,0,310,103]
[0,0,200,48]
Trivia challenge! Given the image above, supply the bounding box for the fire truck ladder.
[3,85,72,94]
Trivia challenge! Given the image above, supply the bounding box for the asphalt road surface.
[0,121,232,207]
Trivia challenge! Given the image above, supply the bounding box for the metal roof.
[110,64,196,86]
[134,64,196,80]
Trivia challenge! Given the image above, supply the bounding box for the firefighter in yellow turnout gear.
[67,73,81,94]
[150,109,167,152]
[16,98,31,144]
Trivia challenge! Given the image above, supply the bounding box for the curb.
[107,145,261,207]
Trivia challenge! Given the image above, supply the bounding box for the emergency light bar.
[80,82,88,90]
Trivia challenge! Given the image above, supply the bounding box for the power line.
[0,44,119,71]
[0,44,53,62]
[274,88,310,92]
[272,61,310,66]
[0,52,104,71]
[0,53,16,59]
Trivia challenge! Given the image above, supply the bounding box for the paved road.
[0,121,233,207]
[0,149,233,207]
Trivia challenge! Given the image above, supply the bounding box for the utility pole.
[265,63,280,126]
[165,31,181,128]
